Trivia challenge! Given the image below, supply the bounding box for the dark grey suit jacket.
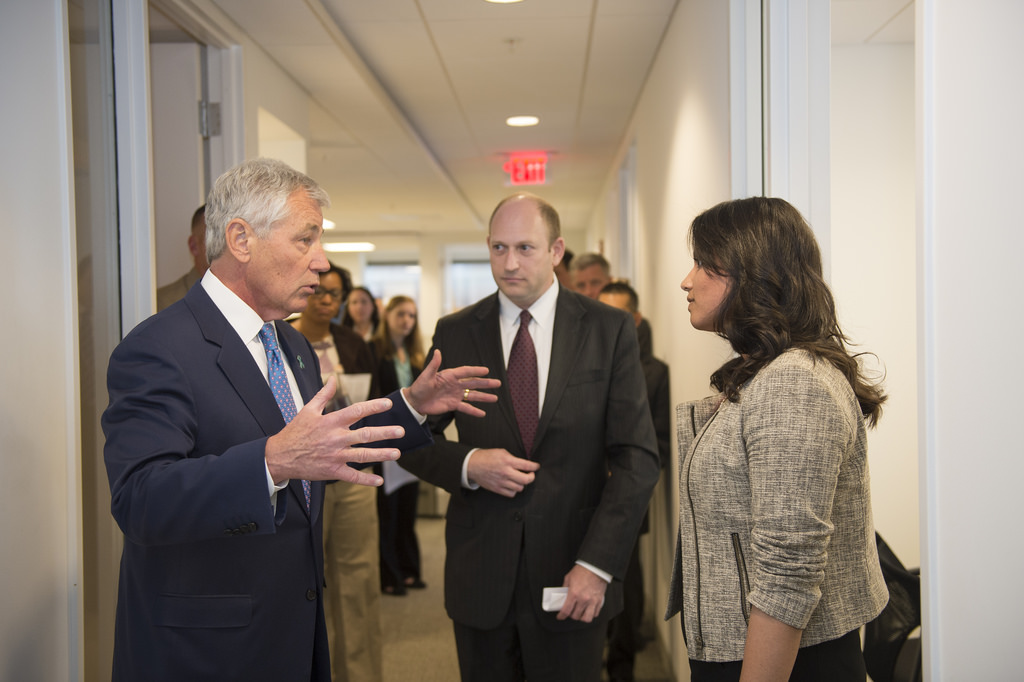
[399,287,660,631]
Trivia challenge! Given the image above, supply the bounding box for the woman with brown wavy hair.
[666,196,888,681]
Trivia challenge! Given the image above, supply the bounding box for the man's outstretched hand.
[266,377,405,487]
[403,349,500,417]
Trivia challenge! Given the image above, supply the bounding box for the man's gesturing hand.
[265,376,404,487]
[466,448,539,498]
[403,349,500,417]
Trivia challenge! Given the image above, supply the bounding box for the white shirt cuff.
[575,560,612,583]
[266,461,289,509]
[461,448,481,489]
[399,387,428,424]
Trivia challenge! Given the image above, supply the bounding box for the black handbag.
[863,533,922,682]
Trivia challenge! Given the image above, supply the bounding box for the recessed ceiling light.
[506,115,539,127]
[323,218,336,230]
[324,242,376,253]
[485,0,524,4]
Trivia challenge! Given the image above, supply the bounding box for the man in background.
[572,252,655,364]
[156,204,208,311]
[599,281,671,682]
[399,192,660,681]
[568,251,611,300]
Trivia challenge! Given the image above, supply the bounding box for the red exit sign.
[503,153,548,186]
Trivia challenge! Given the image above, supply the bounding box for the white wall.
[590,1,736,678]
[0,1,82,679]
[243,44,313,160]
[918,1,1024,678]
[591,3,926,678]
[151,42,204,287]
[258,106,308,173]
[831,44,920,567]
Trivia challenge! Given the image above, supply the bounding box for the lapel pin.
[297,355,305,369]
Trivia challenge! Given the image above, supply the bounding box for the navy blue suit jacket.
[102,283,430,681]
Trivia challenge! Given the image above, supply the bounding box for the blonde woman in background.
[372,295,427,595]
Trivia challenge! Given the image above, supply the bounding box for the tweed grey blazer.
[665,349,887,662]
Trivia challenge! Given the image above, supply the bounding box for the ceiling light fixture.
[485,0,525,4]
[506,115,539,127]
[323,219,336,230]
[324,242,376,253]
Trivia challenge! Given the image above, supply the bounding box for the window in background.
[364,262,421,306]
[446,261,495,313]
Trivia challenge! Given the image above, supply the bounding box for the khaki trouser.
[323,481,383,682]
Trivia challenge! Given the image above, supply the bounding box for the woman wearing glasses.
[291,264,384,682]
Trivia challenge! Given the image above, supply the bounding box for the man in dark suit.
[569,250,612,300]
[399,193,661,681]
[570,251,655,368]
[599,281,671,682]
[102,158,499,682]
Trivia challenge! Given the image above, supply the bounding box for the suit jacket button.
[306,589,317,601]
[513,511,523,522]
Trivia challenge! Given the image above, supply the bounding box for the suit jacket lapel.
[277,322,320,404]
[187,286,286,437]
[537,290,587,448]
[187,287,318,521]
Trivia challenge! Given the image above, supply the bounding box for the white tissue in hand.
[542,587,567,612]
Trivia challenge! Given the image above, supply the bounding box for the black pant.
[453,549,608,682]
[377,480,421,589]
[689,628,866,682]
[606,538,643,681]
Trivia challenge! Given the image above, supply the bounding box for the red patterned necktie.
[258,322,311,511]
[507,310,538,456]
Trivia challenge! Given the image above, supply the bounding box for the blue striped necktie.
[258,322,311,511]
